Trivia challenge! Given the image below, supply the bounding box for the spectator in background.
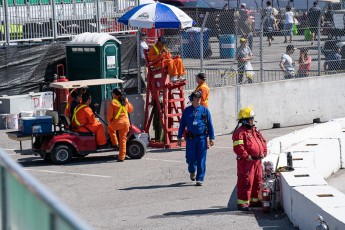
[308,1,322,45]
[298,48,312,77]
[140,33,149,66]
[264,1,279,46]
[324,46,342,74]
[238,3,253,50]
[236,38,253,84]
[279,45,296,79]
[284,5,295,44]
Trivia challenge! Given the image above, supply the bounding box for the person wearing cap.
[177,91,215,186]
[324,45,342,74]
[232,107,267,211]
[279,45,296,79]
[194,73,209,108]
[147,36,186,83]
[238,3,253,50]
[236,37,253,84]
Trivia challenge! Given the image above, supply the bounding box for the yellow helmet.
[238,107,255,120]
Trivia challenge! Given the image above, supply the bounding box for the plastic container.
[20,111,34,117]
[219,34,235,58]
[18,116,52,135]
[181,32,193,58]
[7,114,18,129]
[193,28,211,58]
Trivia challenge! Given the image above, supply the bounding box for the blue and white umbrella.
[118,2,193,29]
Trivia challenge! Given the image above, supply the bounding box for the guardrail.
[0,148,92,230]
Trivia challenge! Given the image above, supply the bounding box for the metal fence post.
[51,0,58,41]
[3,0,10,45]
[317,16,321,76]
[137,31,141,94]
[260,16,266,82]
[200,12,209,73]
[95,0,101,33]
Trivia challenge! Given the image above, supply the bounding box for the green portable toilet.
[66,32,121,105]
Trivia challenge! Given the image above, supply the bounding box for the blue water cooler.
[219,34,235,59]
[193,28,211,58]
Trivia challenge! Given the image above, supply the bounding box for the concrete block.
[331,118,345,129]
[291,186,345,230]
[280,168,327,219]
[322,207,345,229]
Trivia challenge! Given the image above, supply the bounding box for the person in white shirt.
[284,5,295,43]
[279,45,296,79]
[140,33,149,66]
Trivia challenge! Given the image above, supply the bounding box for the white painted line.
[144,158,182,163]
[25,169,112,178]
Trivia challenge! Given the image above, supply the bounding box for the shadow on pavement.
[119,182,194,190]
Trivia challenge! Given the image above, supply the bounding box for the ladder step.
[167,127,179,132]
[166,113,182,117]
[168,98,184,102]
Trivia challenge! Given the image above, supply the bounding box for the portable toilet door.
[66,32,122,104]
[104,42,121,99]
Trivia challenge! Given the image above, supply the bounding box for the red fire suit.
[232,125,267,208]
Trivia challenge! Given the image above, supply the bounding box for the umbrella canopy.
[118,2,193,29]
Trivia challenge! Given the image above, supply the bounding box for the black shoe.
[238,205,250,211]
[190,173,196,181]
[97,144,108,149]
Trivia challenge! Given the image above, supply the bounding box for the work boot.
[249,201,262,208]
[238,204,250,211]
[179,76,186,81]
[170,76,178,82]
[196,181,203,186]
[190,173,196,181]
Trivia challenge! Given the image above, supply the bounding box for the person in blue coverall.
[177,91,215,186]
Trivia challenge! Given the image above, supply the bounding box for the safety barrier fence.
[182,68,328,90]
[0,148,92,230]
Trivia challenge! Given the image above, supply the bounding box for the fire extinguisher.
[262,187,271,213]
[54,64,69,113]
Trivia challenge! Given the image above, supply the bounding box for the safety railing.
[0,148,92,230]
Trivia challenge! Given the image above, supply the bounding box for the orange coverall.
[107,98,134,161]
[64,88,76,117]
[195,82,210,108]
[72,104,107,146]
[147,44,186,77]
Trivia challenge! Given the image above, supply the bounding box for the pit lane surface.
[0,126,307,230]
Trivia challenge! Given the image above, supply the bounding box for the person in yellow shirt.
[147,36,186,82]
[107,88,134,162]
[194,72,210,108]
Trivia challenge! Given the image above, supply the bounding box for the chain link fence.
[1,1,345,90]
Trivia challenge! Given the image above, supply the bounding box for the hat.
[241,3,246,7]
[286,45,296,51]
[195,72,206,80]
[158,36,167,44]
[240,38,247,42]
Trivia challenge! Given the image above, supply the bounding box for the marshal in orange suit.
[72,92,107,148]
[107,88,134,162]
[147,36,186,82]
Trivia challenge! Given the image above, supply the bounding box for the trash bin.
[219,34,235,59]
[183,27,211,59]
[193,28,211,58]
[181,32,193,58]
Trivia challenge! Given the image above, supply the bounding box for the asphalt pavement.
[0,125,316,230]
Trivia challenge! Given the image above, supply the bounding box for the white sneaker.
[196,181,203,186]
[170,76,178,82]
[179,76,186,81]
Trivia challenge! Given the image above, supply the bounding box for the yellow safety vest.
[72,104,86,126]
[113,99,128,119]
[153,45,159,54]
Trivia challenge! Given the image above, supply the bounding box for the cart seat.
[45,110,60,132]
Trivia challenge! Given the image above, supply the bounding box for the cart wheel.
[51,144,73,164]
[126,139,146,159]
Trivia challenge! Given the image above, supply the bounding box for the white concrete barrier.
[268,119,345,229]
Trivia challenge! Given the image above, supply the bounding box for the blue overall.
[177,105,215,182]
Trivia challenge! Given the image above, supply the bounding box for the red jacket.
[232,125,267,159]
